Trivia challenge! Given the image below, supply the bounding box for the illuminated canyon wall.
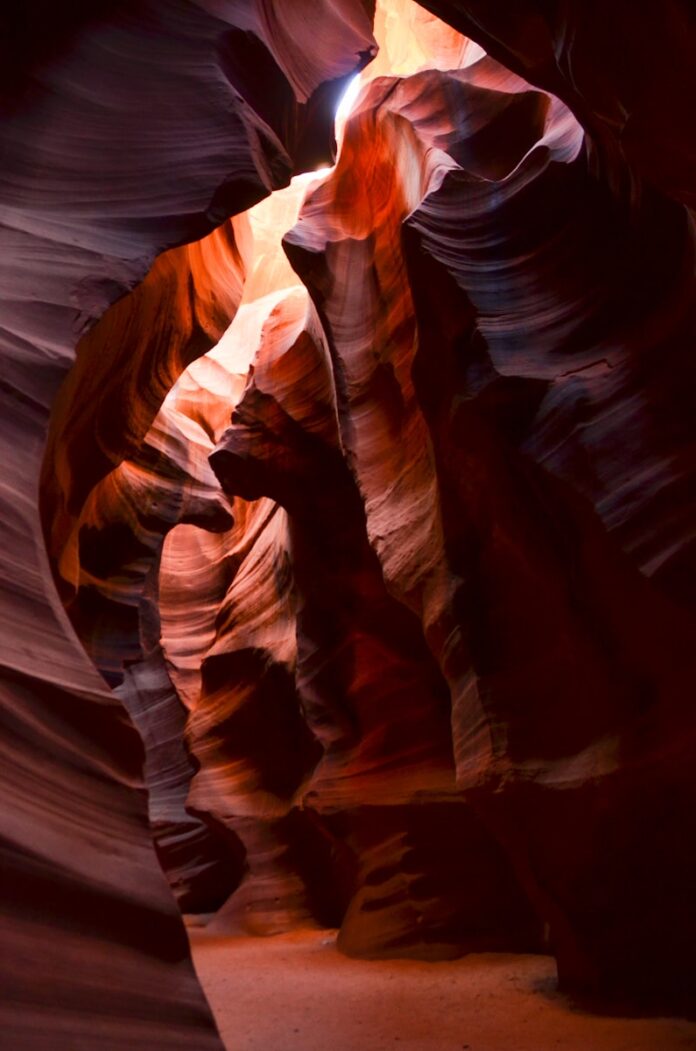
[0,2,375,1046]
[1,0,695,1046]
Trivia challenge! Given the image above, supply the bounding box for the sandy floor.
[188,927,696,1051]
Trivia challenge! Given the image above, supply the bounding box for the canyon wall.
[0,2,375,1046]
[2,0,695,1045]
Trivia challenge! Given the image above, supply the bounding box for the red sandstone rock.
[284,36,696,1003]
[2,0,695,1044]
[0,2,375,1046]
[415,0,696,206]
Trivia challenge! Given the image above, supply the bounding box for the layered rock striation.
[1,1,375,1046]
[283,44,696,1003]
[2,0,695,1044]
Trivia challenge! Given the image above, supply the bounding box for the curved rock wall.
[415,0,696,206]
[0,1,375,1046]
[3,0,695,1043]
[283,42,696,1003]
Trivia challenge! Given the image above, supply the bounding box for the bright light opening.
[335,73,363,124]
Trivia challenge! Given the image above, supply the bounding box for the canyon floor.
[188,927,696,1051]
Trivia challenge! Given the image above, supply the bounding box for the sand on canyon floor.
[188,926,696,1051]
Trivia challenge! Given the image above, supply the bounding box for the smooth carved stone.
[283,46,696,1005]
[51,362,248,912]
[7,0,694,1030]
[116,654,246,914]
[403,234,696,1001]
[142,199,537,951]
[415,0,696,206]
[163,291,324,932]
[212,385,458,808]
[327,804,540,960]
[206,810,351,937]
[208,269,539,954]
[1,1,376,1045]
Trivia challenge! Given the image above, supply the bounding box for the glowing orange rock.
[1,1,376,1044]
[6,0,695,1033]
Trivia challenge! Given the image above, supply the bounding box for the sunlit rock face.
[281,31,696,1000]
[414,0,696,208]
[0,1,376,1047]
[287,61,696,1001]
[3,0,695,1042]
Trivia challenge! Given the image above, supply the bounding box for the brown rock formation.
[284,29,696,1004]
[2,0,695,1044]
[0,1,375,1046]
[415,0,696,206]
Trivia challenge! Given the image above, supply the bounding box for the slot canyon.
[1,1,696,1048]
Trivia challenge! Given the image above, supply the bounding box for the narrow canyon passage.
[2,0,696,1048]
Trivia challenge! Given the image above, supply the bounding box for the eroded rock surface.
[3,0,695,1044]
[0,1,375,1046]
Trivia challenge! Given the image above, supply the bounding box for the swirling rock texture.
[415,0,696,207]
[283,27,696,1003]
[0,1,376,1047]
[2,0,695,1046]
